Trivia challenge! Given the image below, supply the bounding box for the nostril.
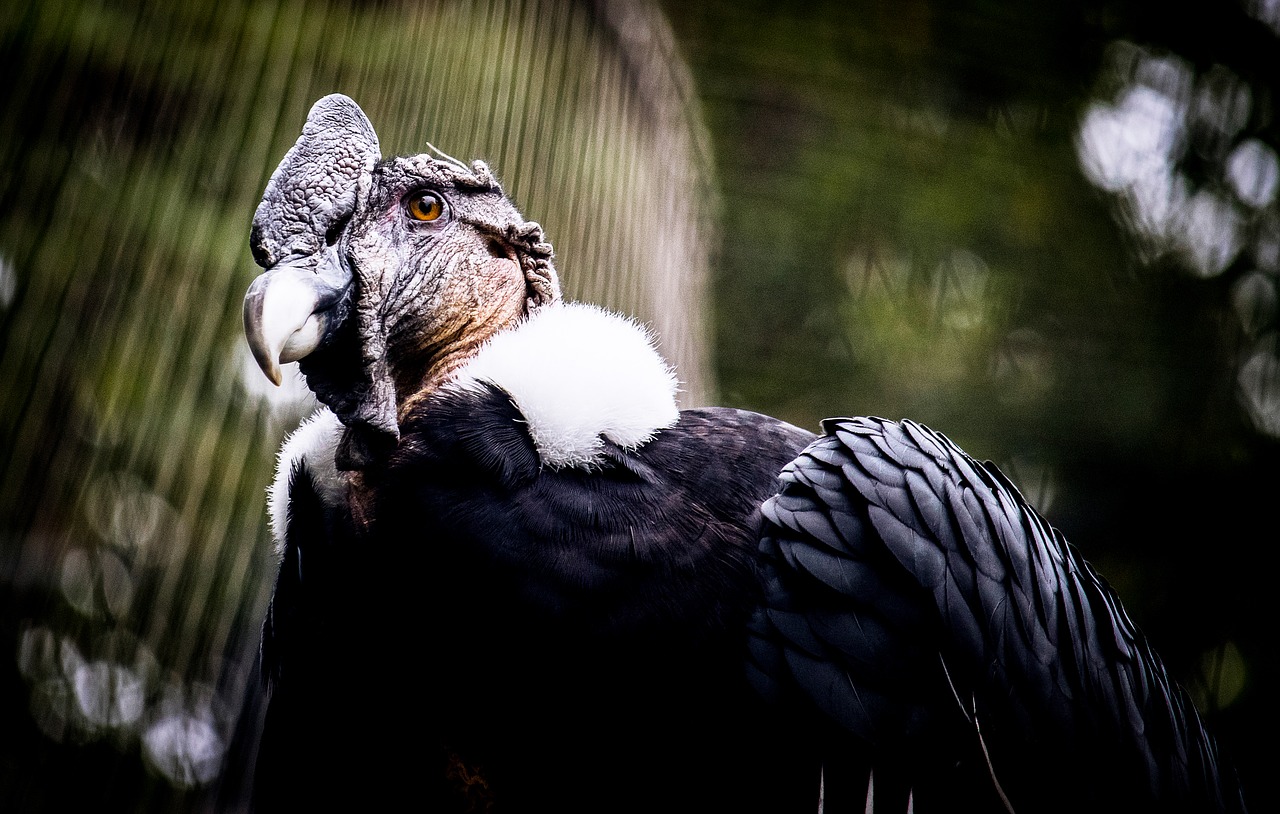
[325,214,351,247]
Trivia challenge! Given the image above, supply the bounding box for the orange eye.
[406,192,443,222]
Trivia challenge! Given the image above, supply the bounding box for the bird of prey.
[243,94,1247,813]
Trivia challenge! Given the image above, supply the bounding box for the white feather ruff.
[267,304,678,546]
[268,407,345,555]
[453,302,680,469]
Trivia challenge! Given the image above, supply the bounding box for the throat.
[397,341,486,419]
[395,304,526,420]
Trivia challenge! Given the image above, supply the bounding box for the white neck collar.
[451,302,680,469]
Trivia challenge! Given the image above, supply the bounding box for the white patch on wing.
[453,302,680,469]
[268,407,346,555]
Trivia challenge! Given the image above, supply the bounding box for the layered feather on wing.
[749,416,1243,813]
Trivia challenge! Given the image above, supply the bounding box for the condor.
[244,94,1245,813]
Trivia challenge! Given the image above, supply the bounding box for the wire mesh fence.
[0,1,714,809]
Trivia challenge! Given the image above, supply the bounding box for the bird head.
[245,94,560,469]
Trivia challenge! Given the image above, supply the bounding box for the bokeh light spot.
[1226,139,1280,209]
[59,549,98,618]
[1232,272,1277,337]
[72,660,145,730]
[1238,333,1280,436]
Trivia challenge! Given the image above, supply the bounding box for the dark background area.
[2,0,1276,810]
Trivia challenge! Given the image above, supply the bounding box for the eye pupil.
[408,193,443,222]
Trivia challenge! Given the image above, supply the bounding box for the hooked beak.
[244,255,348,385]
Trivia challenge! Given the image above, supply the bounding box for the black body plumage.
[254,385,1245,812]
[255,383,820,811]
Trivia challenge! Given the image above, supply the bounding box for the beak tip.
[248,342,285,386]
[244,263,334,388]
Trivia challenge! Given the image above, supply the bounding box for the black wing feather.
[751,415,1245,813]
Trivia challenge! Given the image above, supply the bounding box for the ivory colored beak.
[243,264,331,386]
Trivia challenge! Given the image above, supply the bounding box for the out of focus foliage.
[1,0,1275,811]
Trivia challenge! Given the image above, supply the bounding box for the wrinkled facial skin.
[341,156,530,415]
[294,155,541,469]
[245,94,559,470]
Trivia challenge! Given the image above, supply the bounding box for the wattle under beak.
[244,258,347,386]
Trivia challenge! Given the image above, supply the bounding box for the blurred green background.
[1,0,1275,811]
